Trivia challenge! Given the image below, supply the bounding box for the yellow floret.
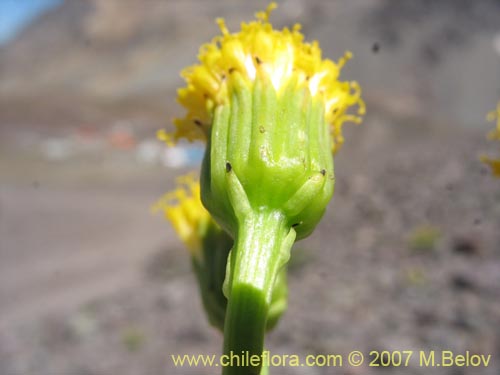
[163,2,364,153]
[152,173,211,255]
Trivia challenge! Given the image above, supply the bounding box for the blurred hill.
[0,0,200,106]
[0,0,499,127]
[0,1,280,101]
[0,1,292,127]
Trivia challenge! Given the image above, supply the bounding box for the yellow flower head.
[160,2,365,153]
[152,173,211,254]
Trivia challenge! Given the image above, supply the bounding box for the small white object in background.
[159,142,204,168]
[493,33,500,57]
[41,138,72,161]
[136,140,162,164]
[161,146,189,168]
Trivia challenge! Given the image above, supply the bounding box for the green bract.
[201,73,334,239]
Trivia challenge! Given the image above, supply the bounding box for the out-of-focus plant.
[153,174,287,332]
[480,102,500,177]
[408,224,441,253]
[156,3,364,374]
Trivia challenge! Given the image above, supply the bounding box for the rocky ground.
[0,109,499,375]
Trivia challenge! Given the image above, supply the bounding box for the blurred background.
[0,1,499,374]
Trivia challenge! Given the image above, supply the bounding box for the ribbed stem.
[222,210,295,375]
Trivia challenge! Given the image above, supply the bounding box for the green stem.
[222,210,295,375]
